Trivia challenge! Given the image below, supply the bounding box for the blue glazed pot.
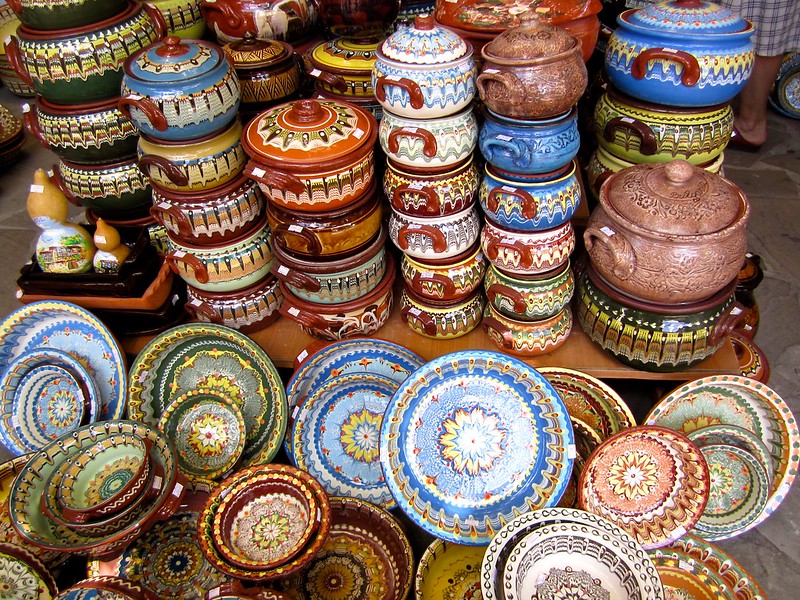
[605,1,754,107]
[479,107,579,175]
[120,35,240,141]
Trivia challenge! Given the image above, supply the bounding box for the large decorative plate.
[645,375,800,534]
[380,350,574,545]
[291,373,399,508]
[687,424,775,486]
[577,425,710,550]
[650,561,727,600]
[415,539,485,600]
[0,301,126,422]
[128,323,287,466]
[0,541,58,599]
[557,416,603,509]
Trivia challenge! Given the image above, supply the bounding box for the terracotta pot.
[315,0,400,40]
[400,286,485,339]
[585,159,750,304]
[185,274,283,332]
[477,19,588,120]
[484,261,574,321]
[481,219,575,276]
[137,119,246,193]
[243,98,378,213]
[148,0,207,38]
[200,0,317,44]
[400,242,486,303]
[305,37,378,98]
[483,303,572,357]
[4,2,166,104]
[150,174,266,245]
[267,182,383,260]
[389,203,482,261]
[6,0,128,31]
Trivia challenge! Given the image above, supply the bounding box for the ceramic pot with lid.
[477,18,588,120]
[483,303,572,357]
[400,242,486,303]
[305,37,379,98]
[605,0,755,107]
[185,274,283,333]
[200,0,317,44]
[119,36,241,141]
[148,0,207,39]
[373,14,477,119]
[584,159,750,304]
[400,286,485,339]
[243,98,378,213]
[484,261,574,322]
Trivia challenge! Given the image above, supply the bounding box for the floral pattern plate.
[645,375,800,535]
[0,541,58,599]
[291,372,399,508]
[128,323,287,467]
[380,350,574,545]
[577,425,710,550]
[687,424,775,485]
[415,539,485,600]
[0,301,126,422]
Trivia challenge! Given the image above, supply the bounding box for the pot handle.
[375,75,425,110]
[150,201,192,237]
[305,66,349,94]
[484,239,533,269]
[583,225,636,280]
[476,69,525,106]
[138,155,190,187]
[245,161,306,195]
[486,283,528,315]
[487,186,539,220]
[48,167,82,208]
[401,305,438,337]
[392,183,441,215]
[272,224,323,256]
[481,138,530,169]
[397,223,449,253]
[165,249,210,284]
[118,95,169,131]
[280,302,329,330]
[482,316,515,350]
[603,116,658,156]
[200,0,244,29]
[709,302,747,347]
[388,127,437,158]
[3,36,33,86]
[142,1,170,40]
[271,261,322,292]
[185,296,222,324]
[632,47,701,87]
[410,272,457,298]
[21,103,47,148]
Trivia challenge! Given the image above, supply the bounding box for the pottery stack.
[375,14,486,340]
[0,0,33,97]
[474,19,587,357]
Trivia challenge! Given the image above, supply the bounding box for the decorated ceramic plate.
[645,375,800,534]
[557,416,604,509]
[291,372,399,508]
[577,425,710,550]
[415,539,485,600]
[687,424,775,485]
[652,562,727,600]
[128,323,287,466]
[0,301,126,421]
[0,541,58,599]
[539,367,636,439]
[380,350,574,545]
[55,575,159,600]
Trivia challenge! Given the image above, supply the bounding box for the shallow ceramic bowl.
[400,242,486,303]
[389,203,481,261]
[414,538,485,600]
[400,287,485,339]
[481,219,575,276]
[483,304,572,357]
[484,261,574,321]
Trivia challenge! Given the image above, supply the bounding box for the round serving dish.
[400,287,485,339]
[0,541,58,599]
[484,260,574,321]
[400,242,486,303]
[414,538,484,600]
[483,303,572,357]
[389,203,481,261]
[481,219,575,277]
[185,274,283,333]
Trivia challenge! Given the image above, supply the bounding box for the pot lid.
[602,160,745,235]
[125,36,228,84]
[309,38,379,74]
[623,0,750,35]
[223,32,294,70]
[242,99,377,165]
[379,14,470,65]
[484,18,578,59]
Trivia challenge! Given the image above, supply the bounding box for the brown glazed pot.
[400,242,486,303]
[185,274,283,333]
[481,219,575,276]
[400,286,485,339]
[483,303,572,357]
[584,159,750,304]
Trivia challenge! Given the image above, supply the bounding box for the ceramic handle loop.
[5,0,20,14]
[280,302,329,329]
[398,223,449,253]
[21,104,47,148]
[583,226,636,280]
[476,70,525,106]
[118,96,169,131]
[487,283,527,314]
[375,75,425,109]
[150,203,192,237]
[142,1,170,40]
[270,261,321,292]
[482,138,530,169]
[138,155,190,187]
[487,186,539,220]
[401,305,438,336]
[306,67,348,94]
[184,298,221,323]
[273,225,323,255]
[603,116,658,155]
[165,250,209,283]
[3,37,33,86]
[200,0,244,28]
[245,161,306,195]
[709,302,748,346]
[632,48,701,87]
[485,239,533,269]
[482,316,515,349]
[392,183,441,214]
[388,127,438,158]
[411,272,457,298]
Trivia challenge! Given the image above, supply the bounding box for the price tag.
[188,298,202,307]
[496,134,512,141]
[296,349,309,363]
[29,185,44,193]
[567,444,577,459]
[15,290,22,299]
[679,560,693,571]
[288,224,304,233]
[662,48,679,53]
[157,201,171,210]
[95,235,107,245]
[251,167,266,178]
[408,182,425,190]
[354,128,365,139]
[127,93,144,100]
[309,68,322,78]
[403,127,419,134]
[21,103,30,113]
[483,68,500,74]
[385,74,403,82]
[501,185,516,192]
[621,117,636,123]
[408,307,422,316]
[208,590,220,599]
[288,307,301,317]
[277,265,290,276]
[600,226,616,236]
[292,404,302,419]
[172,250,187,258]
[406,223,422,230]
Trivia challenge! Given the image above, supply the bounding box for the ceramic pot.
[481,219,575,276]
[52,157,152,218]
[305,37,378,98]
[373,14,477,119]
[271,227,388,304]
[0,2,32,97]
[185,274,283,332]
[150,174,266,245]
[315,0,400,40]
[137,119,246,193]
[585,159,750,304]
[483,303,572,357]
[593,88,733,165]
[400,242,486,303]
[384,155,479,218]
[389,203,481,261]
[576,263,745,371]
[734,252,762,339]
[605,0,755,107]
[400,286,485,339]
[279,255,395,340]
[119,36,241,142]
[5,0,128,31]
[267,182,383,260]
[480,107,580,174]
[484,261,574,321]
[379,107,478,172]
[148,0,206,38]
[477,19,588,120]
[165,214,275,292]
[200,0,317,44]
[4,2,166,104]
[22,97,138,165]
[311,87,383,122]
[480,159,581,232]
[243,99,378,213]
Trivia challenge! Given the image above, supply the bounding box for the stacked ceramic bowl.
[243,98,394,341]
[375,14,487,339]
[148,0,206,39]
[474,19,587,356]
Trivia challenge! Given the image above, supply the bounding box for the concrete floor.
[1,82,799,598]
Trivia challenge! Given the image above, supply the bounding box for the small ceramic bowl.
[185,275,283,334]
[482,304,573,357]
[389,203,482,261]
[400,242,486,303]
[481,219,575,276]
[400,287,485,339]
[484,261,574,321]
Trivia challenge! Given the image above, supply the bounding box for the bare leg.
[734,54,785,146]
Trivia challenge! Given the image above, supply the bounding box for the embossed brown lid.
[601,159,745,235]
[483,18,578,60]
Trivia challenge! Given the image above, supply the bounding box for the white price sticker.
[251,167,266,178]
[621,117,636,123]
[496,134,512,141]
[309,69,322,77]
[95,235,107,244]
[600,226,616,236]
[172,250,187,258]
[354,128,365,139]
[567,444,577,459]
[29,185,44,193]
[288,307,301,317]
[408,182,425,190]
[483,68,500,74]
[277,265,290,276]
[288,224,304,233]
[501,185,516,192]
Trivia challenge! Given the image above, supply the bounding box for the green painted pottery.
[482,303,572,357]
[399,287,485,339]
[147,0,206,38]
[484,261,574,322]
[6,0,128,31]
[575,264,744,372]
